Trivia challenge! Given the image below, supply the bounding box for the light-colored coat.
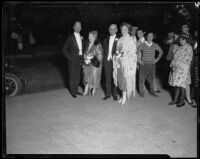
[113,35,137,98]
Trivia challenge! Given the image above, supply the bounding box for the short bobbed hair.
[120,22,132,33]
[89,30,98,39]
[89,30,100,45]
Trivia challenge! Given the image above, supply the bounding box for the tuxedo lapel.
[106,36,109,53]
[104,35,118,58]
[111,40,117,55]
[72,33,83,50]
[111,36,118,55]
[72,34,79,49]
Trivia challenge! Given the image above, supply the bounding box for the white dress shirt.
[139,37,145,43]
[133,36,137,43]
[74,32,82,55]
[107,34,116,61]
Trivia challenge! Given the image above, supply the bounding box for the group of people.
[62,21,197,107]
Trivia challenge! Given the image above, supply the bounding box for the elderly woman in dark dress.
[82,30,103,96]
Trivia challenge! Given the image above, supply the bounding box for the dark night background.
[2,1,199,95]
[3,2,199,45]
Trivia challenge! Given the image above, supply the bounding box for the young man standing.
[137,32,163,97]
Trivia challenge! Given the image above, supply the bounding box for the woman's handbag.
[91,56,100,68]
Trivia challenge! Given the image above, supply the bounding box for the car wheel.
[5,73,23,97]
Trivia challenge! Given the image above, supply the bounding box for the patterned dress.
[83,42,103,88]
[168,43,193,88]
[113,35,137,98]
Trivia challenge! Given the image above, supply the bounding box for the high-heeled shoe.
[186,99,193,106]
[83,85,89,96]
[187,101,197,108]
[168,100,179,105]
[192,104,197,108]
[91,88,96,96]
[83,91,89,96]
[121,98,126,106]
[118,98,122,104]
[176,102,185,107]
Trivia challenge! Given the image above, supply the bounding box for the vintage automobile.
[5,62,27,97]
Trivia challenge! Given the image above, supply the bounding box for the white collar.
[110,34,116,38]
[74,32,80,35]
[140,37,145,43]
[145,41,153,47]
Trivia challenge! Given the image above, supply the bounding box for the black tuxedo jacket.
[102,35,120,65]
[62,33,84,61]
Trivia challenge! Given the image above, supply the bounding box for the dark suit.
[62,33,83,96]
[102,35,120,98]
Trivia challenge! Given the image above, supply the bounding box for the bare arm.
[136,45,144,65]
[155,43,163,61]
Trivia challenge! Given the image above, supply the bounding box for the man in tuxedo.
[62,21,83,98]
[102,24,120,100]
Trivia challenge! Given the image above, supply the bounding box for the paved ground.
[5,86,197,157]
[4,46,198,157]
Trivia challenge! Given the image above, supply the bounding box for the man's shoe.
[150,92,158,97]
[176,102,185,107]
[72,94,77,98]
[103,96,111,100]
[76,92,82,96]
[140,92,145,97]
[168,100,179,105]
[155,89,161,93]
[187,101,193,106]
[113,96,118,101]
[187,101,197,108]
[192,104,197,108]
